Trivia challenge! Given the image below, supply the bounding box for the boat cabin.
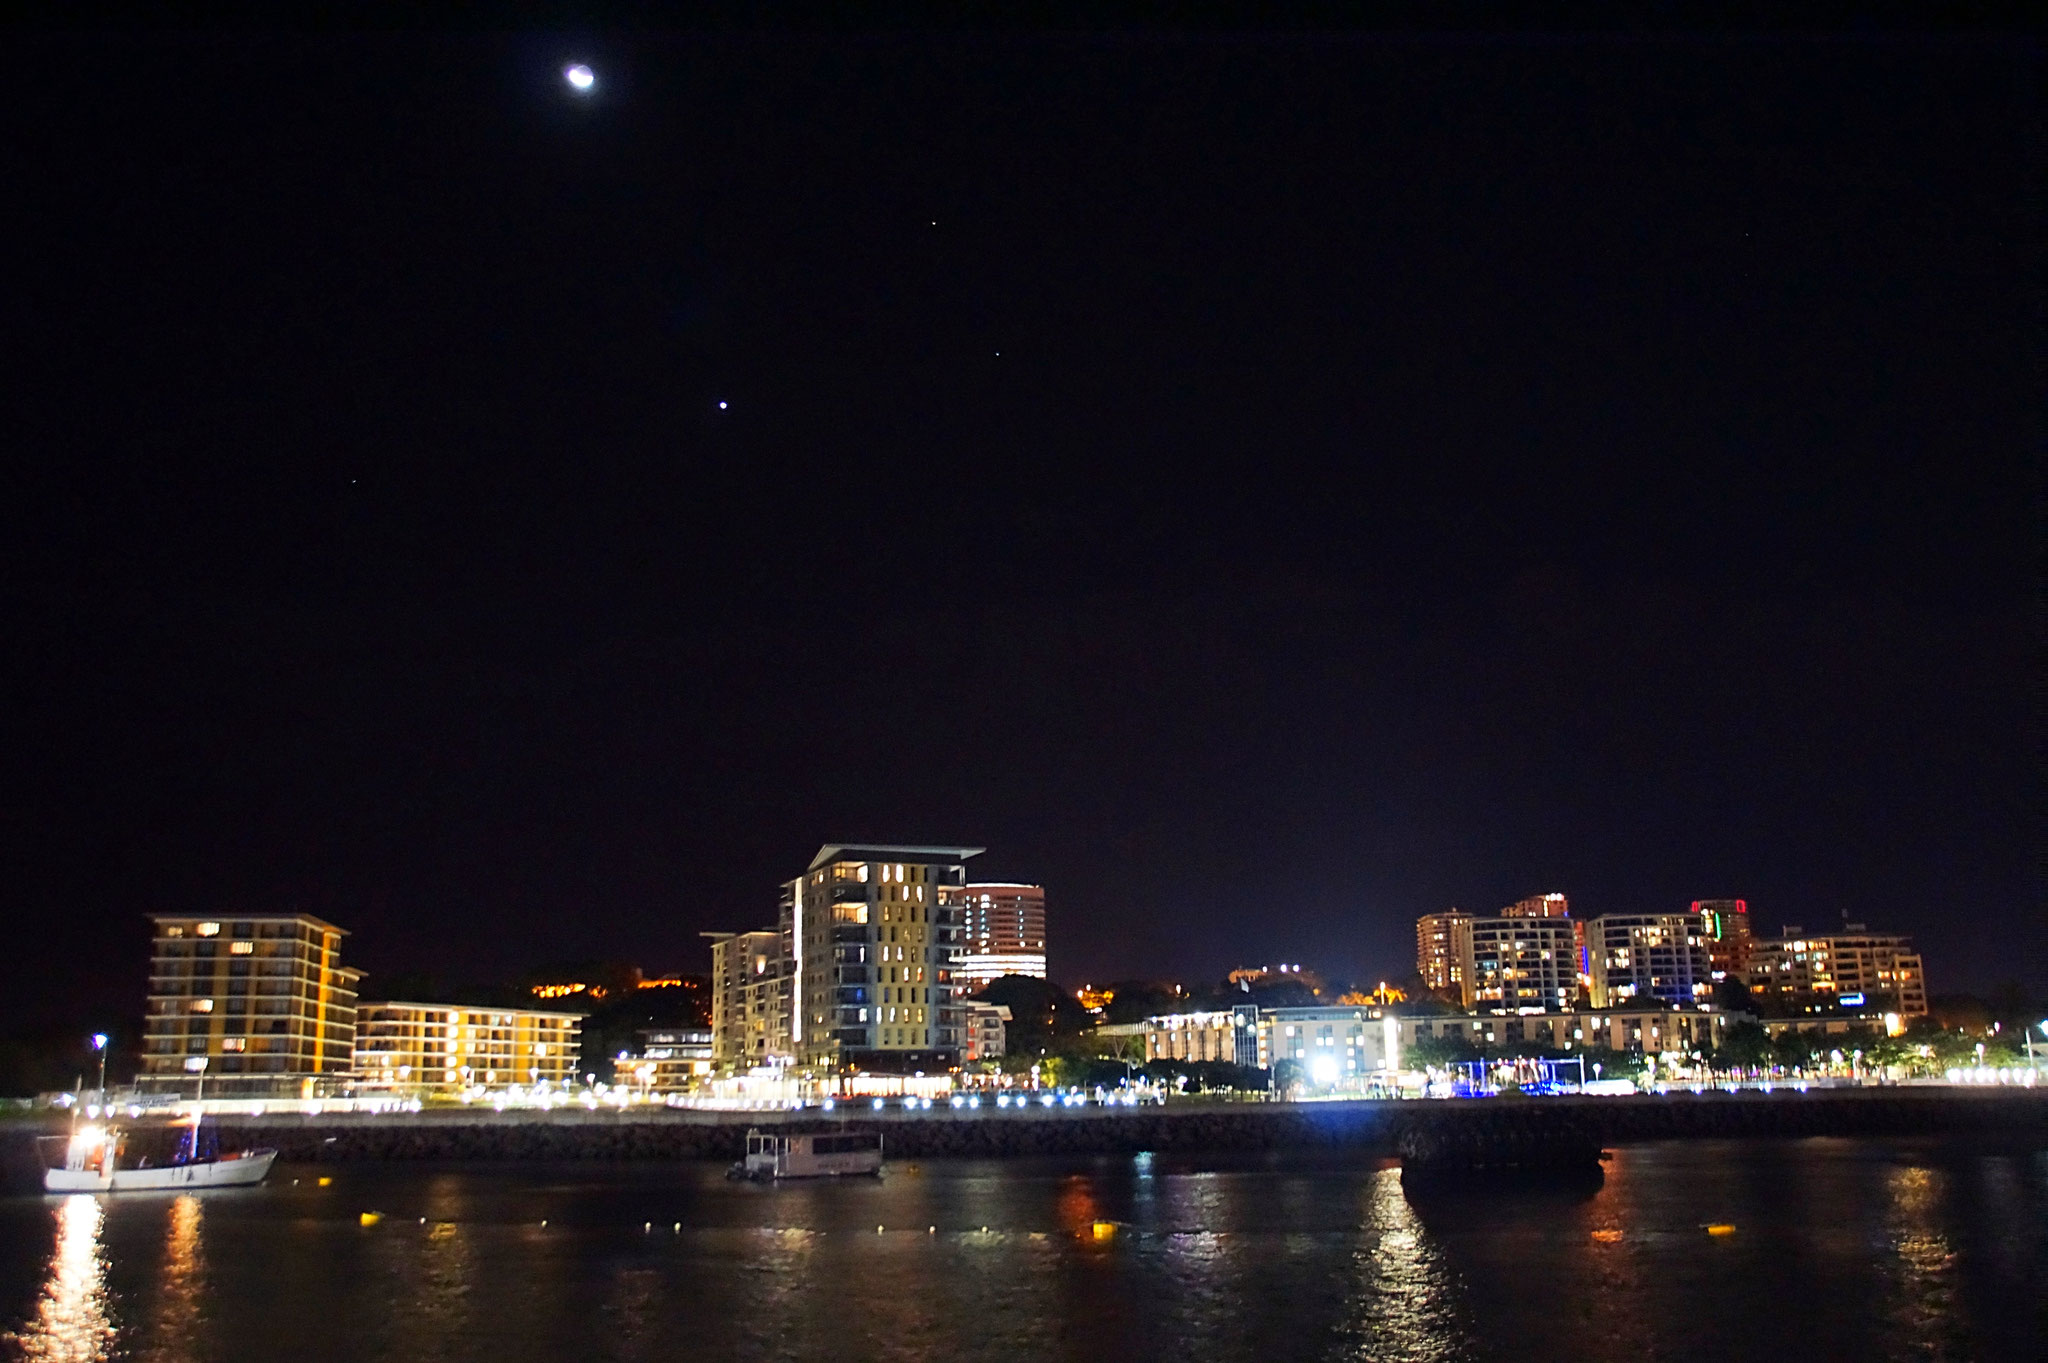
[742,1129,884,1180]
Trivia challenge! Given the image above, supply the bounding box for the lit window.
[164,926,185,938]
[190,999,214,1013]
[222,1037,246,1052]
[230,941,254,955]
[196,922,220,937]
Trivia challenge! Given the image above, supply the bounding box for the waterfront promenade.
[8,1087,2039,1185]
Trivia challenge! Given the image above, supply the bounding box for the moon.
[563,64,596,94]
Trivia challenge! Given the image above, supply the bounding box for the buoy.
[928,1226,935,1234]
[643,1222,651,1232]
[418,1217,426,1225]
[1706,1223,1736,1236]
[359,1212,382,1227]
[877,1225,884,1234]
[1091,1221,1116,1240]
[539,1220,547,1228]
[317,1176,333,1187]
[673,1223,680,1233]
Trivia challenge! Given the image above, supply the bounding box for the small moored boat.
[42,1113,278,1193]
[730,1128,883,1181]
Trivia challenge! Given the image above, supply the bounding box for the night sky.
[2,24,2038,1038]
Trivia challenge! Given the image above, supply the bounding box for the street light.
[91,1033,109,1107]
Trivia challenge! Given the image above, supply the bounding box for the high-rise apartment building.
[140,914,362,1097]
[1746,924,1927,1018]
[353,1002,583,1095]
[953,883,1047,988]
[786,844,982,1071]
[1502,893,1570,918]
[707,928,793,1070]
[1415,911,1473,998]
[1690,899,1755,980]
[1459,917,1579,1012]
[1585,914,1712,1009]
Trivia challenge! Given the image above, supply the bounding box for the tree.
[1713,977,1756,1015]
[973,976,1091,1052]
[1717,1021,1771,1072]
[1770,1030,1817,1071]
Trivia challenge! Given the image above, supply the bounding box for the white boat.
[732,1128,883,1181]
[42,1114,278,1193]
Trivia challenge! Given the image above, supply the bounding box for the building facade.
[1585,914,1712,1009]
[962,1002,1010,1064]
[1690,899,1754,980]
[1252,1007,1402,1087]
[140,914,362,1097]
[952,883,1047,988]
[1415,911,1473,998]
[619,1027,714,1093]
[353,1002,584,1095]
[1503,893,1570,918]
[1745,925,1927,1018]
[1402,1006,1731,1057]
[1458,916,1580,1011]
[787,844,982,1072]
[707,929,793,1070]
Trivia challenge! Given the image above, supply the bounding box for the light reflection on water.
[0,1141,2040,1363]
[139,1195,205,1363]
[7,1196,115,1363]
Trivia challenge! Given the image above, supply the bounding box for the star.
[564,64,596,94]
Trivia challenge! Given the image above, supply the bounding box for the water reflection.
[9,1197,116,1363]
[1344,1167,1471,1363]
[1880,1163,1965,1359]
[140,1195,206,1363]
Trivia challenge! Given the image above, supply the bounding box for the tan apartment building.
[1415,910,1473,998]
[140,914,362,1097]
[353,1001,584,1095]
[786,844,981,1071]
[707,929,793,1071]
[1745,925,1927,1018]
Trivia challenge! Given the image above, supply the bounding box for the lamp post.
[91,1033,109,1108]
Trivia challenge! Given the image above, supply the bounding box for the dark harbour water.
[2,1139,2042,1363]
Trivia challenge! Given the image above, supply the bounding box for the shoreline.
[8,1087,2042,1186]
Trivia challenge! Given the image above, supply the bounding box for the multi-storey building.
[1415,911,1473,998]
[1402,1005,1731,1057]
[1690,899,1755,980]
[619,1027,714,1093]
[953,883,1047,988]
[962,1002,1010,1064]
[706,929,793,1070]
[353,1002,583,1095]
[140,914,363,1097]
[787,844,982,1072]
[1251,1007,1402,1088]
[1585,914,1712,1009]
[1502,893,1570,919]
[1457,916,1579,1012]
[1746,924,1927,1019]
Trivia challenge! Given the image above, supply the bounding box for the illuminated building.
[1690,899,1754,979]
[140,914,362,1097]
[952,883,1046,988]
[1226,963,1325,996]
[1502,893,1569,918]
[1745,924,1927,1018]
[787,844,983,1071]
[1401,1006,1730,1057]
[1456,916,1579,1011]
[353,1002,584,1095]
[618,1027,714,1092]
[706,929,792,1070]
[1415,911,1473,997]
[1585,914,1712,1008]
[1075,984,1114,1015]
[963,1002,1010,1063]
[1253,1007,1401,1088]
[1140,1010,1239,1063]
